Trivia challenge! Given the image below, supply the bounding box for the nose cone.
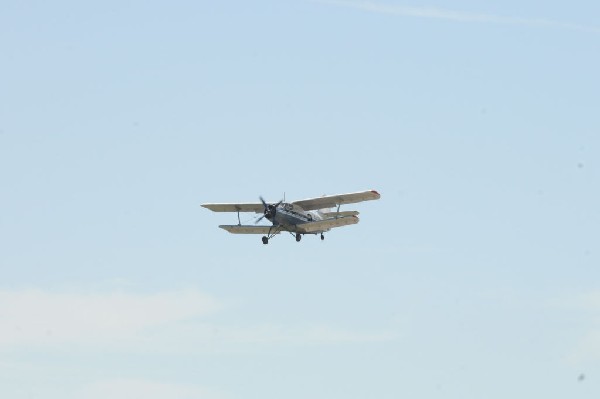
[264,204,277,221]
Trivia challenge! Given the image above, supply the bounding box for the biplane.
[201,190,380,244]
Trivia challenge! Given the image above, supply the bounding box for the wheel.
[262,236,268,245]
[320,233,325,241]
[295,233,302,242]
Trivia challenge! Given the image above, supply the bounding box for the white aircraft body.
[202,190,380,244]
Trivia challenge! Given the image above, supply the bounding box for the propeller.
[255,196,283,224]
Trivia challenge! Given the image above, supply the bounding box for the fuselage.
[266,203,324,228]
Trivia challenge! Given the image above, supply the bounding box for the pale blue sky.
[1,1,599,398]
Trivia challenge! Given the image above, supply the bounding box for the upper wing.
[292,190,380,211]
[201,203,264,213]
[297,215,359,233]
[219,225,284,234]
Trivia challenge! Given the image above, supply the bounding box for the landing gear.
[321,233,325,241]
[262,225,282,245]
[295,233,302,242]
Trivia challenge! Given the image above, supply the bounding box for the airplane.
[201,190,380,244]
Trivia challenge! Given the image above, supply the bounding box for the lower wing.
[202,203,264,213]
[219,225,284,234]
[297,215,359,233]
[219,216,358,235]
[320,210,359,218]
